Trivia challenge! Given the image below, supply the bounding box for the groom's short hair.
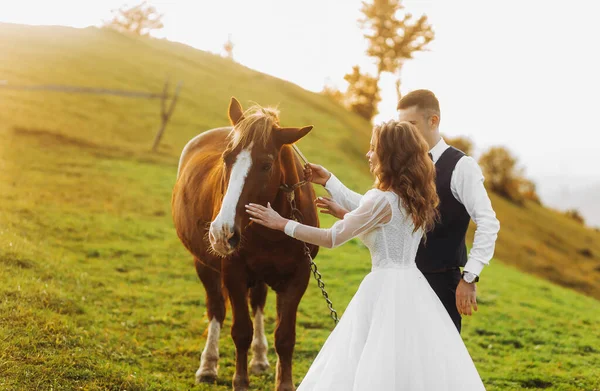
[397,89,441,120]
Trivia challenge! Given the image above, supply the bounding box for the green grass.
[1,23,600,390]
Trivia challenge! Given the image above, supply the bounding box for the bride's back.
[360,190,424,271]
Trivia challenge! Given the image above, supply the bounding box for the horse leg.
[195,258,226,384]
[249,281,270,375]
[274,276,308,391]
[224,260,253,391]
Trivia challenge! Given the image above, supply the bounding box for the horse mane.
[225,104,280,153]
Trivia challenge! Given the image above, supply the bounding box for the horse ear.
[275,125,314,146]
[228,97,244,125]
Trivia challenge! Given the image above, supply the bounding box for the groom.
[397,89,500,333]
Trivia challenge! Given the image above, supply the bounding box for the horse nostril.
[228,232,240,248]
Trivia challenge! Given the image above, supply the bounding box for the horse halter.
[278,144,310,214]
[278,144,311,219]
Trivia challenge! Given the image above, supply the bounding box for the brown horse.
[172,97,319,391]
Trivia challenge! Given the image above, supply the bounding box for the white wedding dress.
[285,176,486,391]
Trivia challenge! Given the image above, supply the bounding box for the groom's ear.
[429,114,440,128]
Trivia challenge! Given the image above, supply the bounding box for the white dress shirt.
[324,138,500,276]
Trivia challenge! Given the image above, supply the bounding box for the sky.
[2,0,600,209]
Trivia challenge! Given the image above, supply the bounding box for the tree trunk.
[395,63,405,105]
[152,80,183,152]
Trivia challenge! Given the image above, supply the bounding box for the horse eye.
[262,163,272,171]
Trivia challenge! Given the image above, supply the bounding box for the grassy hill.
[1,23,599,390]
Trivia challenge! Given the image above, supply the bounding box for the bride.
[246,120,486,390]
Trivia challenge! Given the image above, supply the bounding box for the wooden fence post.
[152,79,183,152]
[0,80,184,150]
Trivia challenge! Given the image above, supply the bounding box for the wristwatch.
[462,271,479,283]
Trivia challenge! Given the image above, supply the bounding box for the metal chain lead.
[280,183,339,326]
[304,242,339,325]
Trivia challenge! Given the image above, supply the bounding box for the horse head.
[209,97,312,256]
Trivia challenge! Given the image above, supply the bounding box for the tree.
[343,65,381,121]
[565,209,585,225]
[518,178,541,204]
[479,146,524,204]
[223,34,235,60]
[321,85,346,106]
[359,0,434,102]
[479,146,543,206]
[444,135,474,156]
[105,1,164,36]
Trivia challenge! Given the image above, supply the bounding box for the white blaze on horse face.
[220,142,253,227]
[196,317,221,381]
[209,142,253,251]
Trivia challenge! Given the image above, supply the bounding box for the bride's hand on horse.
[304,163,331,186]
[315,197,348,219]
[246,202,288,231]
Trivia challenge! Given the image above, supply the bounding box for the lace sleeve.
[284,190,392,248]
[323,174,363,211]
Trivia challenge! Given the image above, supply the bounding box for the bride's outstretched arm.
[246,190,391,249]
[304,163,362,211]
[323,174,363,212]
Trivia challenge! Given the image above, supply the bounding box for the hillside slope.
[1,24,599,390]
[2,23,598,300]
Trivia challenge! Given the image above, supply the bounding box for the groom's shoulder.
[447,145,467,157]
[442,146,483,175]
[454,154,483,177]
[438,146,467,168]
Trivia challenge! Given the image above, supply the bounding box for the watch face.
[464,273,475,283]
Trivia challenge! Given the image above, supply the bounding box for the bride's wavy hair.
[372,120,440,233]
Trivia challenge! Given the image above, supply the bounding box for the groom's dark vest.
[416,147,471,273]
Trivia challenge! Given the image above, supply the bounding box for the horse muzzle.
[208,221,241,256]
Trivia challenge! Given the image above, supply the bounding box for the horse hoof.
[197,374,217,384]
[195,369,217,384]
[196,374,217,384]
[233,376,250,391]
[249,360,271,375]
